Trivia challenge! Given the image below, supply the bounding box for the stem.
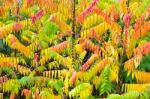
[71,0,77,67]
[72,0,76,38]
[117,0,130,93]
[117,50,124,94]
[126,0,130,7]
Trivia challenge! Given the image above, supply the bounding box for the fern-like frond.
[36,0,58,13]
[78,38,101,55]
[123,83,149,92]
[49,41,70,53]
[94,7,122,33]
[49,31,72,45]
[134,71,150,83]
[110,65,119,83]
[81,22,109,41]
[43,70,67,79]
[0,19,32,39]
[69,83,92,98]
[107,91,141,99]
[76,0,100,24]
[127,21,150,58]
[0,57,26,65]
[40,50,72,68]
[6,34,32,56]
[48,61,59,70]
[57,0,73,19]
[0,61,31,75]
[134,42,150,56]
[31,10,44,23]
[78,58,110,82]
[50,15,72,32]
[82,14,103,30]
[99,66,112,95]
[80,54,99,71]
[92,75,102,90]
[124,55,142,72]
[0,79,21,94]
[119,0,128,14]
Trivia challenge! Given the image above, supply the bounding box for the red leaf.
[34,53,39,62]
[50,41,70,53]
[70,71,77,85]
[123,14,131,28]
[10,93,15,99]
[76,0,100,24]
[22,89,31,96]
[80,54,98,71]
[13,23,23,32]
[31,10,44,23]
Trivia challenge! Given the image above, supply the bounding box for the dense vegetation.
[0,0,150,99]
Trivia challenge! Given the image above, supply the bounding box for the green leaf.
[36,66,46,72]
[19,76,29,86]
[43,21,59,38]
[53,80,64,94]
[138,55,150,72]
[99,66,112,95]
[107,94,122,99]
